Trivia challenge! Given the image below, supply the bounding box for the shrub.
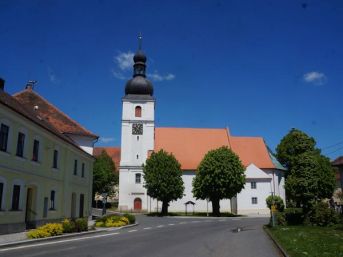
[266,195,285,212]
[306,202,340,226]
[284,208,304,225]
[95,214,131,227]
[273,211,286,226]
[74,218,88,232]
[27,223,63,239]
[123,213,135,224]
[61,219,76,233]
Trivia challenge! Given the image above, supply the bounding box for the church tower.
[118,36,155,211]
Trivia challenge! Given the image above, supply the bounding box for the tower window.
[136,154,139,159]
[135,106,142,117]
[137,136,139,141]
[135,173,141,184]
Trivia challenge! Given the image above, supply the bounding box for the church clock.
[132,123,143,135]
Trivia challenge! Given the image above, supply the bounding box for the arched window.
[135,106,142,117]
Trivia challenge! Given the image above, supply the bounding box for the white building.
[117,46,286,215]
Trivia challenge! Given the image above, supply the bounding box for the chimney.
[25,80,37,90]
[0,78,4,91]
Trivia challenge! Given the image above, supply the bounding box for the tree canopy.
[143,150,184,215]
[192,146,245,216]
[285,152,336,211]
[276,128,319,172]
[276,128,336,212]
[93,150,118,199]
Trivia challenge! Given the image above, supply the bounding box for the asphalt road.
[0,216,282,257]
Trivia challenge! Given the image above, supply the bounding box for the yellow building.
[0,79,97,234]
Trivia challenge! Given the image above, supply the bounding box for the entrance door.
[79,194,84,218]
[134,198,142,211]
[71,193,76,218]
[25,187,36,229]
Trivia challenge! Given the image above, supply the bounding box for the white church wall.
[236,179,272,214]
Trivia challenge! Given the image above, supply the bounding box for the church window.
[135,106,142,117]
[135,173,141,184]
[137,136,139,141]
[136,154,139,159]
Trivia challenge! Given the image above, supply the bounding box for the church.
[102,43,286,215]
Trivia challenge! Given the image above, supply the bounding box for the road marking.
[218,219,225,222]
[156,225,164,228]
[168,223,175,226]
[128,230,137,233]
[143,227,152,230]
[179,222,187,224]
[191,220,200,223]
[232,218,241,220]
[0,232,120,252]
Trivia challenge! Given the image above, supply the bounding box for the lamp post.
[102,193,108,216]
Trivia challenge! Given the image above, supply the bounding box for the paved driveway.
[0,216,282,257]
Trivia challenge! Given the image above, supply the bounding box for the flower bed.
[95,214,135,228]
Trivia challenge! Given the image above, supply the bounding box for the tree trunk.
[161,201,169,216]
[212,198,220,217]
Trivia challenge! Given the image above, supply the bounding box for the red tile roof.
[14,88,98,138]
[0,90,94,158]
[94,147,121,172]
[154,127,276,170]
[332,156,343,166]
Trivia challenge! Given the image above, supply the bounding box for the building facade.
[116,47,286,214]
[0,79,97,234]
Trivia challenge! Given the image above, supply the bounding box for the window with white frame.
[81,163,85,178]
[135,173,141,184]
[50,190,56,210]
[251,181,257,189]
[0,123,9,152]
[16,132,25,157]
[0,182,4,210]
[11,185,21,210]
[251,197,258,205]
[73,159,78,175]
[53,149,59,169]
[32,139,40,162]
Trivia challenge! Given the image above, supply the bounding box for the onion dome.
[124,35,153,96]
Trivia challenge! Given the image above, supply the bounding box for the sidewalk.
[0,220,96,246]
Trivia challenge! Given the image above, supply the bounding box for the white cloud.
[148,72,175,82]
[111,70,127,80]
[303,71,327,85]
[115,51,134,71]
[99,137,116,143]
[111,51,176,82]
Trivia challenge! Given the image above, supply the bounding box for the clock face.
[132,123,143,135]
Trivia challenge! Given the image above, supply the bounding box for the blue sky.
[1,0,343,159]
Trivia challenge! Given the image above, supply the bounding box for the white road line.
[179,222,187,224]
[128,230,138,233]
[191,220,200,223]
[168,224,175,226]
[0,232,120,252]
[218,219,225,222]
[143,227,152,230]
[156,225,164,228]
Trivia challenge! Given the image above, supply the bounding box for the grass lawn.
[267,225,343,257]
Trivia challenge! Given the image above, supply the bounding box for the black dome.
[133,50,147,63]
[125,76,153,95]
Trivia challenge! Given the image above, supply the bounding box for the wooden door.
[134,198,142,210]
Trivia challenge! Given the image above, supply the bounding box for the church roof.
[154,127,281,171]
[94,147,121,172]
[155,127,230,170]
[13,87,98,138]
[332,156,343,166]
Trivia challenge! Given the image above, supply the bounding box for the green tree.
[285,152,336,211]
[276,128,319,173]
[266,195,285,212]
[192,146,245,216]
[93,150,118,205]
[143,150,184,216]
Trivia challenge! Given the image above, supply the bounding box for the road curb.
[0,223,138,250]
[263,226,289,257]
